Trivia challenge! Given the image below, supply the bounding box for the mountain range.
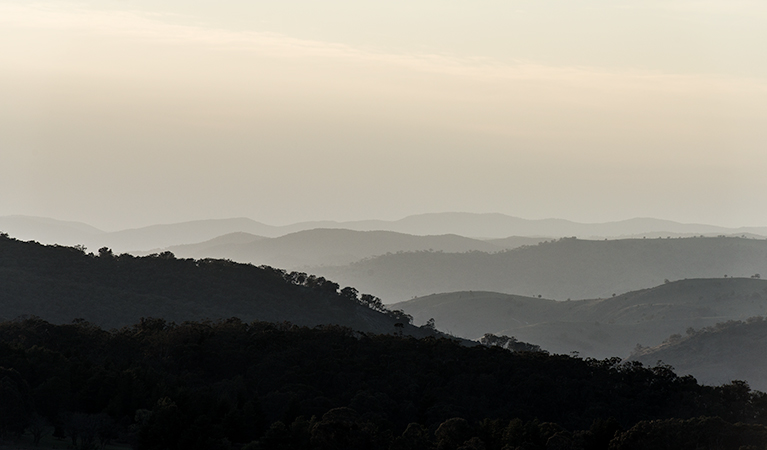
[3,228,767,394]
[314,236,767,302]
[145,229,541,270]
[3,213,766,253]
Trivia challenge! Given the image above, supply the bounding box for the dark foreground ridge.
[1,318,766,450]
[0,233,427,337]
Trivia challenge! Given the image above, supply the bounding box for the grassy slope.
[631,317,767,391]
[393,278,767,358]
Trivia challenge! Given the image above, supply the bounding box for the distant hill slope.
[484,236,556,248]
[146,231,267,256]
[392,278,767,359]
[0,233,434,337]
[94,217,284,251]
[631,317,767,392]
[314,236,767,302]
[0,215,105,244]
[3,213,766,253]
[339,213,767,238]
[153,229,509,270]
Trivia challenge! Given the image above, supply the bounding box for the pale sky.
[2,0,766,230]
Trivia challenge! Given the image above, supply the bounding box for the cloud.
[2,1,765,98]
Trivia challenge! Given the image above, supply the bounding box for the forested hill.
[1,318,766,450]
[313,236,767,302]
[0,233,426,336]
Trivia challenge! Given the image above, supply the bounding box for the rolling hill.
[0,215,105,245]
[313,236,767,303]
[0,233,433,337]
[392,278,767,360]
[631,317,767,391]
[149,228,516,270]
[3,213,766,254]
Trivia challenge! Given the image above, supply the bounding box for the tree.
[435,417,472,450]
[0,367,34,438]
[340,287,359,302]
[29,413,49,446]
[392,423,431,450]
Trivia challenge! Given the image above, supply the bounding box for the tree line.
[1,317,766,450]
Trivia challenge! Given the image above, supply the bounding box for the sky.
[1,0,766,231]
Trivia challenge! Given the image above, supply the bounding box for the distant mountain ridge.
[2,213,766,253]
[313,236,767,302]
[147,228,523,270]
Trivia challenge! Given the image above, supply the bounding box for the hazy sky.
[2,0,766,230]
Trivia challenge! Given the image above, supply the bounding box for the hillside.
[85,217,286,252]
[0,233,431,337]
[392,278,767,359]
[152,229,509,270]
[314,236,767,302]
[631,317,767,392]
[145,231,266,256]
[0,215,105,245]
[1,318,766,450]
[340,213,767,238]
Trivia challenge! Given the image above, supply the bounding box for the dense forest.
[1,318,766,450]
[2,233,767,449]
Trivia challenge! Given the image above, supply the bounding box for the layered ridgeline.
[632,317,767,391]
[0,233,431,336]
[147,229,542,270]
[3,213,766,254]
[392,278,767,360]
[314,236,767,302]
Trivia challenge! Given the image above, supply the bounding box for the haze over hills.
[393,278,767,361]
[631,317,767,392]
[339,213,767,239]
[313,236,767,303]
[0,216,105,246]
[2,213,766,253]
[0,233,433,337]
[148,229,519,270]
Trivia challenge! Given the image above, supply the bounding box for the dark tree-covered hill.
[0,318,766,450]
[0,233,426,336]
